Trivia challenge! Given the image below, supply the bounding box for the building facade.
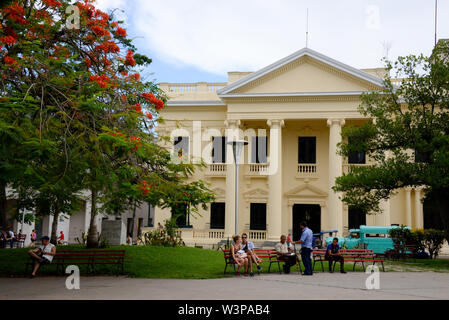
[153,48,425,246]
[7,189,154,246]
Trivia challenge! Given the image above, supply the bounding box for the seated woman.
[241,233,262,271]
[231,235,253,277]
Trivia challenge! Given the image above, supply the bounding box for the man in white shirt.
[275,235,297,274]
[28,236,56,278]
[6,229,16,248]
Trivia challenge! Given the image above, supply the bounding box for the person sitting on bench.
[6,229,16,248]
[28,236,56,278]
[325,237,347,274]
[275,235,297,274]
[241,233,262,272]
[231,235,253,277]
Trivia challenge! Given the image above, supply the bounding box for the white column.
[327,118,345,235]
[379,149,393,226]
[405,187,412,227]
[414,187,424,229]
[224,120,240,238]
[267,119,284,241]
[378,199,391,226]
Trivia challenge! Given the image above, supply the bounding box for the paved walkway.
[1,272,449,300]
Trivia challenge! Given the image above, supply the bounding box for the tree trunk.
[0,183,7,229]
[434,188,449,240]
[86,189,99,248]
[130,202,137,239]
[50,208,59,245]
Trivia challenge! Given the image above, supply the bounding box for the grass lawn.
[0,245,226,279]
[1,245,448,278]
[386,257,449,272]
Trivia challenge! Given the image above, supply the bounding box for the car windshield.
[350,233,360,238]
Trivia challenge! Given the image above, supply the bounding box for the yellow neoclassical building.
[152,48,426,246]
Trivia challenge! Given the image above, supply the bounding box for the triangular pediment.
[212,187,226,198]
[218,48,384,96]
[243,188,269,199]
[285,183,327,198]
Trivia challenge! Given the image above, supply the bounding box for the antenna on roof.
[305,8,309,48]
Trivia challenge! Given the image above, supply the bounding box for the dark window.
[126,218,133,237]
[423,194,444,230]
[298,137,316,164]
[147,204,153,227]
[348,207,366,230]
[348,138,366,164]
[250,203,267,230]
[171,204,188,228]
[415,149,430,163]
[210,203,225,229]
[212,137,227,163]
[251,136,267,163]
[174,136,189,157]
[137,218,144,237]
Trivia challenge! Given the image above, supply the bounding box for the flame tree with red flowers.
[0,0,214,247]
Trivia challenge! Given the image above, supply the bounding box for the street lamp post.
[227,140,248,235]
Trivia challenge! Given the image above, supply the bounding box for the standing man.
[293,221,314,276]
[326,238,347,273]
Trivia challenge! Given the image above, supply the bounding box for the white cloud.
[92,0,449,76]
[95,0,128,25]
[133,0,310,74]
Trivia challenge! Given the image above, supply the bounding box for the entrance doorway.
[292,204,321,241]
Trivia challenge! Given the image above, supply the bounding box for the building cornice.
[166,100,226,107]
[217,48,385,95]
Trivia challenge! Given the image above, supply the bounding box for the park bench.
[313,248,385,272]
[392,244,417,260]
[223,249,298,275]
[15,234,26,248]
[25,249,126,276]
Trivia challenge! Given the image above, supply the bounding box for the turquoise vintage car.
[324,225,409,254]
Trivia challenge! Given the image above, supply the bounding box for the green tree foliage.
[0,0,214,247]
[334,40,449,237]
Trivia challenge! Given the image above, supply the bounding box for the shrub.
[423,229,445,259]
[410,228,426,252]
[141,218,184,247]
[389,226,411,245]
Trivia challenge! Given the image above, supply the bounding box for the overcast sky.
[96,0,449,83]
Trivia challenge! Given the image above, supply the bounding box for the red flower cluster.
[125,50,136,66]
[146,112,153,120]
[43,0,62,7]
[115,27,127,37]
[91,25,110,37]
[131,73,140,81]
[84,57,92,67]
[4,56,17,66]
[137,181,153,196]
[108,131,125,137]
[3,4,26,25]
[0,36,17,46]
[129,136,141,151]
[95,40,120,53]
[89,74,110,88]
[142,92,164,110]
[132,103,142,114]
